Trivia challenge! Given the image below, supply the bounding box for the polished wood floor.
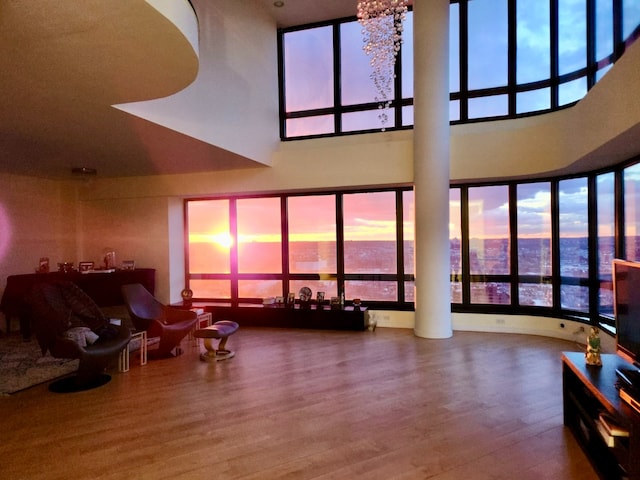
[0,328,598,480]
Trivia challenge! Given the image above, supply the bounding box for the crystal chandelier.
[357,0,408,130]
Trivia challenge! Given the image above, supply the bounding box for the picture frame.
[37,257,50,273]
[79,261,94,272]
[122,260,136,270]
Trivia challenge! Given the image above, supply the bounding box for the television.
[613,259,640,368]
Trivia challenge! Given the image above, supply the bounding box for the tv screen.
[614,259,640,366]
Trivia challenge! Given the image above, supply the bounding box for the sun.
[211,232,233,249]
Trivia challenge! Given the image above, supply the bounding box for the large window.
[186,188,414,308]
[185,158,639,328]
[279,0,639,139]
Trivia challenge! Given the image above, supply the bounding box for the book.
[598,412,629,437]
[596,419,616,447]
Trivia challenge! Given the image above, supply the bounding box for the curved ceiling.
[0,0,202,178]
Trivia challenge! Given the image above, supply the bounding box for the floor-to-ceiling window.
[185,157,640,330]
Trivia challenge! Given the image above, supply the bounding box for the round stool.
[193,320,239,362]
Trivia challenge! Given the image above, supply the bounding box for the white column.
[412,0,452,338]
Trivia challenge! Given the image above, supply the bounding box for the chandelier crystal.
[357,0,408,130]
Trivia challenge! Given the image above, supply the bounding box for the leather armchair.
[29,281,131,392]
[121,283,197,358]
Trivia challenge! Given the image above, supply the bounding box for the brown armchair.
[121,283,197,358]
[29,281,131,392]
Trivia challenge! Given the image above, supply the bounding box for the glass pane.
[345,280,397,302]
[597,172,615,317]
[468,185,510,275]
[238,280,282,299]
[288,195,337,274]
[449,99,460,122]
[595,0,614,62]
[401,11,414,99]
[284,26,333,112]
[450,188,462,304]
[286,115,334,138]
[402,105,414,127]
[517,182,552,307]
[517,0,550,84]
[559,177,589,313]
[190,279,230,299]
[519,284,552,307]
[558,77,588,106]
[561,284,589,311]
[341,21,379,106]
[558,0,587,75]
[343,191,397,274]
[517,182,551,276]
[468,0,508,90]
[516,88,550,114]
[237,197,282,274]
[290,280,337,301]
[470,282,511,304]
[625,162,640,261]
[187,199,230,274]
[403,189,415,275]
[405,280,415,303]
[449,3,460,92]
[468,95,508,119]
[623,0,640,40]
[343,109,396,132]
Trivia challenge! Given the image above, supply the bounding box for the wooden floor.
[0,328,598,480]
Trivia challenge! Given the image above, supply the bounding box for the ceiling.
[0,0,365,180]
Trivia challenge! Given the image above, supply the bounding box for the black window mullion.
[508,0,517,116]
[587,175,599,323]
[550,0,559,109]
[586,0,596,91]
[229,198,239,306]
[333,24,342,135]
[396,190,405,303]
[616,168,625,258]
[460,186,471,304]
[277,29,287,140]
[550,180,561,313]
[336,193,345,296]
[509,184,519,306]
[459,0,469,122]
[281,196,290,298]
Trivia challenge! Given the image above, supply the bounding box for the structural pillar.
[412,0,452,338]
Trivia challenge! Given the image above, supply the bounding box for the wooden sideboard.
[1,268,155,338]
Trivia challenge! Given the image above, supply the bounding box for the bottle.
[339,289,345,308]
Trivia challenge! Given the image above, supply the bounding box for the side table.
[119,330,147,372]
[189,312,213,343]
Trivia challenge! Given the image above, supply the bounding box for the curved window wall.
[279,0,640,139]
[185,157,640,331]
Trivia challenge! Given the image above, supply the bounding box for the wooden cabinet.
[562,352,640,480]
[1,269,155,337]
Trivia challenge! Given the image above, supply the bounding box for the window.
[558,177,589,313]
[279,1,639,138]
[517,182,552,307]
[185,158,639,328]
[185,187,414,307]
[468,185,510,305]
[624,163,640,261]
[596,172,615,318]
[450,188,462,303]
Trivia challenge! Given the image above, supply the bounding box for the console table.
[562,352,640,479]
[1,268,156,338]
[202,304,371,331]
